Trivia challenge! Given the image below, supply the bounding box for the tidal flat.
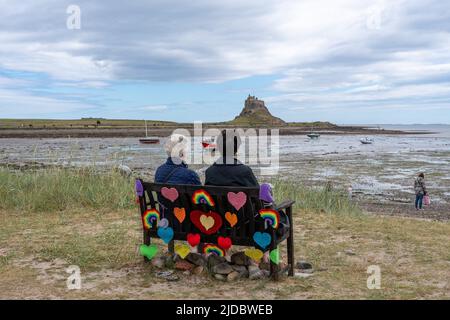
[1,125,449,219]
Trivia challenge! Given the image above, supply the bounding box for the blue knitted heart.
[253,232,271,250]
[157,226,174,244]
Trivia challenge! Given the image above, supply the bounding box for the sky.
[1,0,450,124]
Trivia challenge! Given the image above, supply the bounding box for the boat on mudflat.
[360,137,374,144]
[139,120,160,144]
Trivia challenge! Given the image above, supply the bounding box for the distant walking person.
[414,173,427,210]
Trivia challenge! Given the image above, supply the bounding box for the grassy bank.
[0,168,359,214]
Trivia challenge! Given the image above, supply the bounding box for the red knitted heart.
[187,233,201,247]
[217,236,232,251]
[190,210,223,235]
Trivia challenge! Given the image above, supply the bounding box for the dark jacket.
[205,157,259,187]
[155,157,201,185]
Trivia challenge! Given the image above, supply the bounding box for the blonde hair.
[164,134,188,160]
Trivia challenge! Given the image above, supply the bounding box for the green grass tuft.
[270,178,361,215]
[0,168,135,213]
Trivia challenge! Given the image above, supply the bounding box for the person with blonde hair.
[155,134,200,185]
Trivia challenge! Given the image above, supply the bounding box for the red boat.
[202,138,216,149]
[139,138,160,144]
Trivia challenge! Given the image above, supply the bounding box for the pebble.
[212,262,234,275]
[151,257,166,269]
[214,274,227,281]
[191,265,204,275]
[227,271,241,282]
[175,260,194,271]
[296,261,313,270]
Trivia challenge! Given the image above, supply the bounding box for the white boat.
[307,133,320,139]
[360,137,374,144]
[139,120,160,144]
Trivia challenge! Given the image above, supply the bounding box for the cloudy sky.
[1,0,450,124]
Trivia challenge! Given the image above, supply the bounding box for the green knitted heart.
[139,244,158,260]
[269,247,280,265]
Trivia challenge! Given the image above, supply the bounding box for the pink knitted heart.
[161,187,179,202]
[227,192,247,211]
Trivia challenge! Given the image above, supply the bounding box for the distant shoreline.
[0,125,432,138]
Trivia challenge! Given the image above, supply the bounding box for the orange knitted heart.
[174,207,186,223]
[225,212,238,227]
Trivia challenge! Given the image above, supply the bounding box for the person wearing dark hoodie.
[155,134,201,185]
[204,129,258,187]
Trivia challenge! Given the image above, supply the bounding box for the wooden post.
[286,205,294,276]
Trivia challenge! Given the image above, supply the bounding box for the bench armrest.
[275,200,295,211]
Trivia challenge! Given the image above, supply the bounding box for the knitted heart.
[190,210,222,235]
[158,218,169,228]
[187,233,201,247]
[225,212,238,227]
[217,236,232,251]
[157,226,174,244]
[135,180,144,197]
[174,207,186,223]
[139,244,158,260]
[269,247,280,264]
[253,232,271,250]
[227,192,247,211]
[244,248,264,262]
[175,244,191,259]
[161,187,179,202]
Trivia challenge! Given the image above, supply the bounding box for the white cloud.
[0,0,449,122]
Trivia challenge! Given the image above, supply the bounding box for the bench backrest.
[137,181,269,246]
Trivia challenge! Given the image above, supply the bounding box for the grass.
[0,208,449,299]
[0,167,448,299]
[0,168,135,212]
[270,178,361,215]
[0,167,359,215]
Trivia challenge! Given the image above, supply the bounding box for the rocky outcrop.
[232,95,286,126]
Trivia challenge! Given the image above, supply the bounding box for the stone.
[259,261,270,271]
[232,265,249,278]
[151,257,166,269]
[227,271,241,282]
[212,262,234,275]
[186,253,207,267]
[296,261,313,270]
[207,254,227,271]
[155,270,179,281]
[344,249,356,256]
[248,265,265,280]
[294,272,314,279]
[191,265,204,275]
[214,274,227,281]
[231,251,250,266]
[175,260,194,271]
[164,256,175,269]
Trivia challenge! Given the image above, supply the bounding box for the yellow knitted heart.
[244,248,264,262]
[175,244,191,259]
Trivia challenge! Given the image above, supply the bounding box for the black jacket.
[205,157,259,187]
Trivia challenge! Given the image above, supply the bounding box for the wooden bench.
[136,180,295,280]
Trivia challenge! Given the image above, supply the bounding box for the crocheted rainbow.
[203,244,225,257]
[192,189,215,206]
[259,209,280,229]
[142,209,160,229]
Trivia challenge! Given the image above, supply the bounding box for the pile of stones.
[151,251,288,281]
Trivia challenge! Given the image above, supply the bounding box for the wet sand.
[1,125,448,220]
[0,125,424,139]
